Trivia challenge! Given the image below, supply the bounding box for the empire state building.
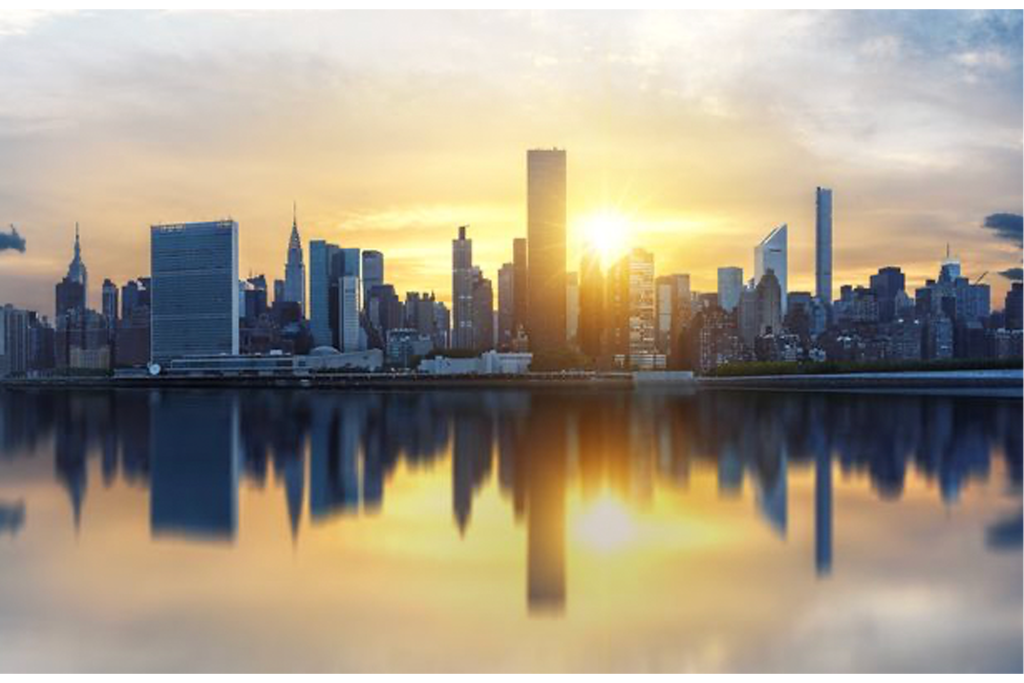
[55,222,89,316]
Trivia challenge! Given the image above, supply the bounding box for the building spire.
[293,200,297,230]
[74,221,80,258]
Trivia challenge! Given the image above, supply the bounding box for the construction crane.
[974,271,988,285]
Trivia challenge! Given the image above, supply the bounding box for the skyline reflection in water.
[0,387,1020,672]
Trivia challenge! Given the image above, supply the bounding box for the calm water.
[0,386,1020,673]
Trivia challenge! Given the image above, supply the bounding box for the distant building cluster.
[1,156,1021,378]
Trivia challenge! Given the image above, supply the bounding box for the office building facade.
[526,149,567,354]
[755,224,788,313]
[150,220,239,363]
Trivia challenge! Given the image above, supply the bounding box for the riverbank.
[1,368,1020,395]
[697,368,1022,396]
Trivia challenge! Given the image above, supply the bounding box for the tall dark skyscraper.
[816,187,833,305]
[526,149,567,354]
[452,226,474,350]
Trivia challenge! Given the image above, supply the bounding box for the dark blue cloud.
[983,213,1023,248]
[999,267,1023,281]
[0,225,26,253]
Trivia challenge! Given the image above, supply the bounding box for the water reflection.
[0,388,1021,618]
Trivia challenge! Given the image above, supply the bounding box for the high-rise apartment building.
[526,149,567,354]
[150,220,239,363]
[815,187,833,305]
[717,267,743,312]
[452,226,474,350]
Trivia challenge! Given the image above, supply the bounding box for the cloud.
[982,212,1023,247]
[999,267,1022,281]
[0,225,25,252]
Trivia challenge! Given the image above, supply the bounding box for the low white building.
[418,351,532,376]
[162,347,383,377]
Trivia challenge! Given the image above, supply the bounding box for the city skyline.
[0,10,1021,317]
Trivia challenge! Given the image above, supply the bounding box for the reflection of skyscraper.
[525,396,567,614]
[150,393,240,540]
[55,421,88,532]
[452,411,493,534]
[755,450,787,538]
[309,403,362,520]
[815,446,833,577]
[526,149,567,354]
[283,452,304,542]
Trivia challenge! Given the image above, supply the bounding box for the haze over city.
[0,9,1021,317]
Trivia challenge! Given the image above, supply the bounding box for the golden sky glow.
[0,10,1020,315]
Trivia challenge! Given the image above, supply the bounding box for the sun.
[574,494,636,553]
[578,210,629,265]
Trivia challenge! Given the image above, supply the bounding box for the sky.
[0,9,1021,317]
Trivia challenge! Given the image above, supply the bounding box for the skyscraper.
[497,262,515,350]
[66,222,88,308]
[717,267,743,313]
[656,276,673,353]
[101,279,118,330]
[869,266,906,323]
[471,267,494,352]
[308,239,339,348]
[339,275,361,352]
[512,237,528,337]
[815,187,833,305]
[361,250,384,307]
[331,248,362,352]
[626,249,657,365]
[526,149,567,354]
[282,204,305,315]
[150,220,239,363]
[755,268,783,335]
[755,224,788,313]
[452,225,474,350]
[578,250,604,359]
[565,271,579,344]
